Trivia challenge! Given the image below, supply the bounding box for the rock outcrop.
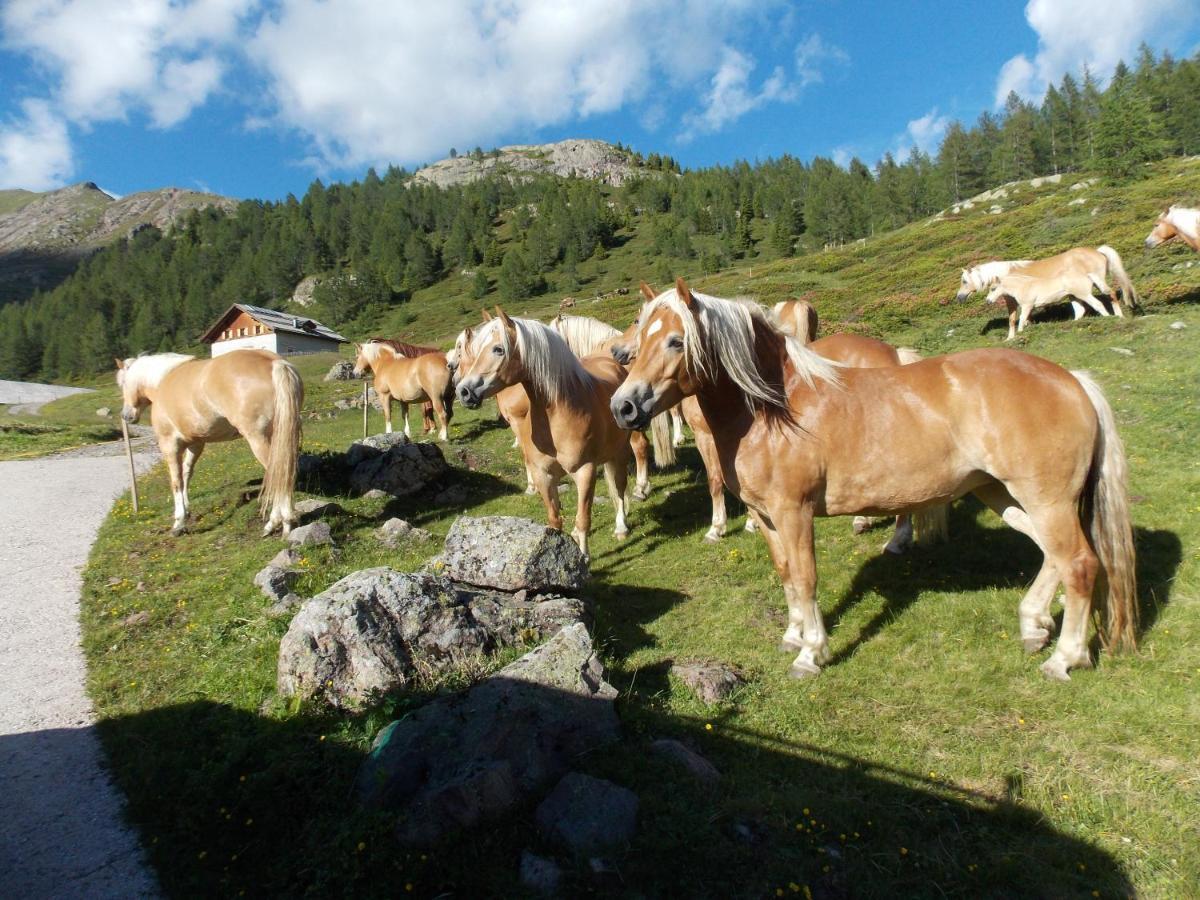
[347,434,449,497]
[412,140,644,189]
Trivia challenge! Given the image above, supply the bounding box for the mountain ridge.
[411,138,650,188]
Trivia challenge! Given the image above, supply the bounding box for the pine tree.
[471,270,489,300]
[1095,67,1167,177]
[498,248,535,302]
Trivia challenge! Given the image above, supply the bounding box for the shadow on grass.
[72,683,1135,898]
[978,297,1126,336]
[828,497,1181,666]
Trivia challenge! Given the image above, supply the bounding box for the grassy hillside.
[61,157,1200,897]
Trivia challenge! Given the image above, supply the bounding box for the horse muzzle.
[954,291,970,303]
[610,384,654,431]
[1144,236,1159,249]
[121,405,141,424]
[457,379,484,409]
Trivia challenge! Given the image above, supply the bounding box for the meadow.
[61,160,1200,897]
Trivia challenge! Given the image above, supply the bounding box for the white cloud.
[0,99,73,190]
[994,0,1198,104]
[831,146,853,168]
[795,32,848,88]
[681,47,793,139]
[905,108,950,153]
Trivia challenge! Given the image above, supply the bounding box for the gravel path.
[0,379,95,416]
[0,442,161,898]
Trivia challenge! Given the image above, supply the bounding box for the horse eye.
[492,345,504,356]
[667,336,683,350]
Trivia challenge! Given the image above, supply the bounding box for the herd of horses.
[112,205,1200,681]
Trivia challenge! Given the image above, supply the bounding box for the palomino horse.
[611,279,1136,682]
[549,313,680,455]
[772,298,819,343]
[1145,206,1200,252]
[955,260,1032,302]
[455,308,653,557]
[980,247,1139,340]
[352,341,454,440]
[369,337,441,432]
[115,349,303,536]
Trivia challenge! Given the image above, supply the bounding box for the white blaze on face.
[645,318,664,338]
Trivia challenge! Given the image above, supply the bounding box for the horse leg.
[400,402,411,439]
[1076,285,1110,317]
[422,402,435,434]
[533,465,563,532]
[630,431,651,500]
[1025,504,1099,681]
[773,506,829,677]
[670,405,686,448]
[604,459,630,540]
[972,483,1060,654]
[242,432,284,535]
[883,514,914,555]
[181,443,205,521]
[381,392,392,434]
[1006,298,1019,341]
[430,394,448,442]
[1070,300,1086,320]
[1088,275,1123,317]
[569,463,597,557]
[694,425,726,542]
[163,439,188,536]
[1016,302,1033,334]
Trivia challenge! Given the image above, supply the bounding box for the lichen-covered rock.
[347,435,449,497]
[277,569,587,707]
[286,521,334,548]
[324,360,358,381]
[354,623,619,845]
[535,773,639,855]
[671,660,746,704]
[377,518,433,547]
[441,516,588,592]
[254,564,298,602]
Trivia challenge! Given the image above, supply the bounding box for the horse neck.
[693,323,793,444]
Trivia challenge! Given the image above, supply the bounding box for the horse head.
[351,342,374,377]
[611,278,697,431]
[455,308,520,409]
[955,268,976,303]
[1145,210,1178,249]
[114,357,149,424]
[610,282,657,365]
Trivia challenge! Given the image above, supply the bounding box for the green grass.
[78,161,1200,897]
[0,187,40,215]
[0,382,125,459]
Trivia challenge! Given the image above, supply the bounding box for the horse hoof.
[1022,636,1049,655]
[788,661,822,679]
[1039,658,1071,682]
[744,519,758,534]
[613,528,629,540]
[632,487,651,501]
[171,525,187,537]
[852,517,869,535]
[703,529,722,543]
[883,541,910,556]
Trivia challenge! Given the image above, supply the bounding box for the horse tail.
[1072,370,1138,653]
[1097,245,1139,311]
[262,358,304,532]
[648,411,676,468]
[897,346,949,543]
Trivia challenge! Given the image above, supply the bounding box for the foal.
[353,341,454,440]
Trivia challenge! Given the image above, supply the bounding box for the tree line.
[1,44,1195,381]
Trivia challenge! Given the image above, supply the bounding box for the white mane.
[359,341,399,365]
[120,352,192,394]
[640,288,839,412]
[550,315,620,357]
[963,259,1031,293]
[471,316,589,404]
[1166,206,1200,241]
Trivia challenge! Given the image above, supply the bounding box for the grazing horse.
[369,337,441,433]
[352,341,454,440]
[549,313,679,458]
[1145,206,1200,252]
[772,298,819,343]
[455,308,652,557]
[115,350,303,537]
[611,279,1136,682]
[979,247,1139,340]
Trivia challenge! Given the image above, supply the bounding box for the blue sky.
[2,0,1198,201]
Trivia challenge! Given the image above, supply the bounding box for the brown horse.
[369,337,441,432]
[455,308,652,557]
[115,349,303,536]
[1145,206,1200,252]
[352,341,454,440]
[611,279,1136,682]
[772,298,819,342]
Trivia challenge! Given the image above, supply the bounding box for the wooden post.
[120,418,139,513]
[362,379,369,438]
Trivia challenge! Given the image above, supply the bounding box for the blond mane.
[470,316,590,405]
[1166,205,1200,241]
[358,340,400,366]
[119,352,193,395]
[549,314,621,357]
[640,288,839,412]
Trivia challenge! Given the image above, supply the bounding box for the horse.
[115,349,304,537]
[955,260,1032,302]
[368,337,442,433]
[611,278,1136,682]
[1145,206,1200,252]
[549,313,680,456]
[352,341,454,440]
[976,247,1138,340]
[455,308,653,557]
[806,333,949,553]
[772,298,819,343]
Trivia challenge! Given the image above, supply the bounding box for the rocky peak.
[411,139,647,189]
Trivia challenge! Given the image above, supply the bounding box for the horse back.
[158,350,280,439]
[809,333,900,368]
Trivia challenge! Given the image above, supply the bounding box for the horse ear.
[463,326,473,341]
[639,281,656,302]
[495,306,515,330]
[114,357,124,370]
[675,277,695,309]
[481,308,493,322]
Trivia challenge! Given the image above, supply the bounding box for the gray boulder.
[671,660,745,704]
[377,517,433,547]
[286,521,334,548]
[354,623,619,845]
[254,564,298,602]
[277,569,588,707]
[270,548,302,568]
[324,360,359,381]
[519,851,562,894]
[295,498,343,521]
[347,435,449,497]
[441,516,588,592]
[95,407,111,417]
[650,738,720,784]
[535,773,638,856]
